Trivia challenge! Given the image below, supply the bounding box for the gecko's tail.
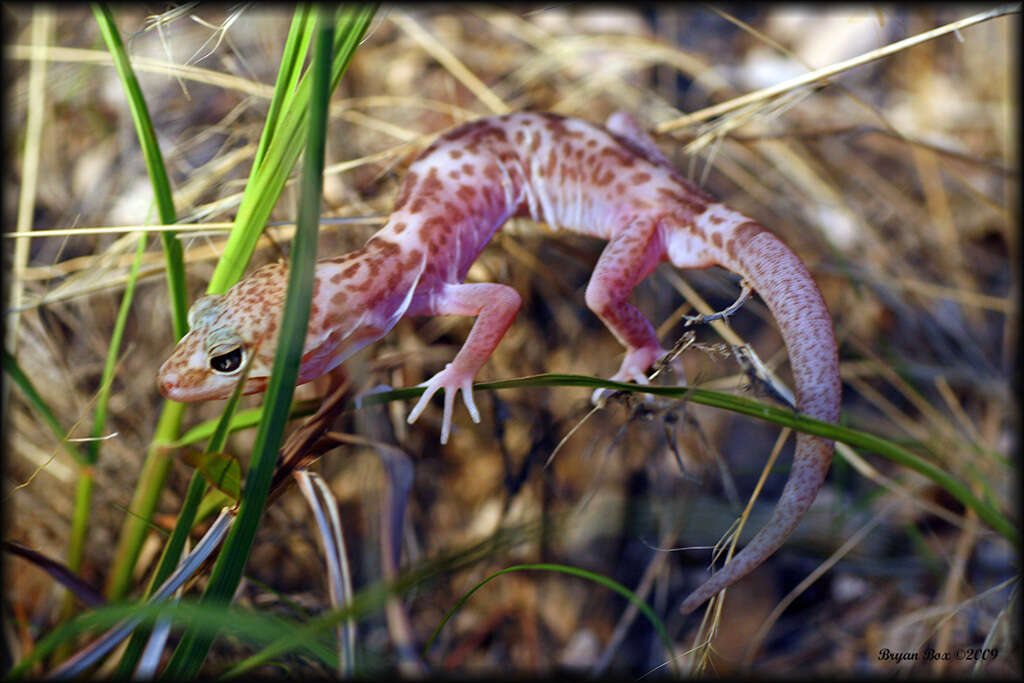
[675,220,841,614]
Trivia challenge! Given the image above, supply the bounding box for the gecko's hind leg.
[605,111,674,169]
[585,218,683,404]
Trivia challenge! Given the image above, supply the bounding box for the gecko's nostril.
[157,374,178,399]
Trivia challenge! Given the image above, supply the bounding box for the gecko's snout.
[156,368,181,401]
[156,351,194,402]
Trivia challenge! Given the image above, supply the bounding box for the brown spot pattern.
[540,112,569,136]
[599,145,636,168]
[545,148,558,177]
[529,134,542,154]
[725,221,763,263]
[657,187,707,216]
[591,164,615,187]
[393,171,417,211]
[420,167,443,197]
[418,216,447,241]
[386,267,402,293]
[371,238,400,258]
[443,201,466,223]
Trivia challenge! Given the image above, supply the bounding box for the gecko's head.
[157,292,273,402]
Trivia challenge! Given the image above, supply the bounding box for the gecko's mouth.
[155,365,214,402]
[157,373,194,402]
[156,372,268,402]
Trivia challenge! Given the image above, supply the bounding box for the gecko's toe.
[461,382,480,423]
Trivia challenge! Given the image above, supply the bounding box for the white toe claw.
[407,385,437,425]
[462,381,480,423]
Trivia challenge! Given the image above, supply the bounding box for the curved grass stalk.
[7,588,337,679]
[295,470,356,675]
[357,373,1020,545]
[42,508,235,679]
[424,563,678,675]
[163,369,1018,547]
[93,0,189,601]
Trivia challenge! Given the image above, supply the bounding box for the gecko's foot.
[590,346,686,407]
[406,363,480,444]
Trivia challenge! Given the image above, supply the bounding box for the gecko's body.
[158,111,841,614]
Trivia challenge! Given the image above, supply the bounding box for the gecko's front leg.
[405,282,522,443]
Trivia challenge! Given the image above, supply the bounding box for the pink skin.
[158,111,841,614]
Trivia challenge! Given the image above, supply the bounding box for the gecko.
[158,111,841,615]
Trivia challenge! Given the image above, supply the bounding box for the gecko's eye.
[209,346,244,374]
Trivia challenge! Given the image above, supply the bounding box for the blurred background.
[3,4,1018,676]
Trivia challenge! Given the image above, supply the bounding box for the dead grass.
[3,5,1018,677]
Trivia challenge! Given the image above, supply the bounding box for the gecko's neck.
[371,201,510,286]
[320,230,428,328]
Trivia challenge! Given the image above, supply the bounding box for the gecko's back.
[375,112,731,291]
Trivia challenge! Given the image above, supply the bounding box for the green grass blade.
[251,4,314,172]
[51,230,148,663]
[207,4,377,294]
[82,234,146,468]
[162,13,334,676]
[222,587,387,678]
[91,2,186,338]
[224,518,546,677]
[358,373,1020,545]
[104,402,184,600]
[326,4,379,93]
[65,232,147,589]
[424,563,678,674]
[169,400,319,450]
[6,601,338,679]
[4,346,98,638]
[2,349,85,465]
[93,1,191,600]
[110,470,207,677]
